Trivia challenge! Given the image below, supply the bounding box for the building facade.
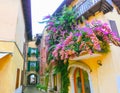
[24,40,40,86]
[67,0,120,93]
[38,0,120,93]
[0,0,32,93]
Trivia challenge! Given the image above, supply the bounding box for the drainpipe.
[22,42,28,92]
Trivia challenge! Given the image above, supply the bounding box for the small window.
[109,20,119,37]
[30,62,36,71]
[31,49,36,54]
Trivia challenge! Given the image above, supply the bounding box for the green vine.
[53,60,69,93]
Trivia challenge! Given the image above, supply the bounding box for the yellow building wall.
[11,43,24,91]
[0,54,12,93]
[0,42,24,93]
[68,2,120,93]
[0,41,14,52]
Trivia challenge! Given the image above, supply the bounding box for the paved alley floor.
[23,86,46,93]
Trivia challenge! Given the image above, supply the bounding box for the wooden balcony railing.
[72,0,113,22]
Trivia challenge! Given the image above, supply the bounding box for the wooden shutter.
[27,47,31,57]
[109,20,119,37]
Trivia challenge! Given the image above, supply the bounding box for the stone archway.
[27,73,37,85]
[68,62,94,93]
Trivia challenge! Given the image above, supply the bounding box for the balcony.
[73,0,113,22]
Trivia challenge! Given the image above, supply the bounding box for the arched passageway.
[27,74,37,85]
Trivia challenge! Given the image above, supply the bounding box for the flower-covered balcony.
[72,0,113,22]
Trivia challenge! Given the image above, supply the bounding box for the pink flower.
[65,52,68,59]
[52,50,58,57]
[88,49,93,55]
[79,42,85,49]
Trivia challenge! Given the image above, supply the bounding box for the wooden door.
[15,68,20,89]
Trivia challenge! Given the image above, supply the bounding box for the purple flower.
[75,32,81,37]
[52,27,57,32]
[83,27,93,35]
[55,44,62,51]
[43,15,51,20]
[92,20,102,26]
[49,22,54,26]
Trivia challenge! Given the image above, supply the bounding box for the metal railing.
[73,0,101,18]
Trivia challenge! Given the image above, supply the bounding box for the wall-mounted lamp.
[97,60,102,66]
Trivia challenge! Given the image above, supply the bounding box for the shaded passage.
[24,86,46,93]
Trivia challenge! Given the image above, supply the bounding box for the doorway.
[15,68,20,89]
[74,68,91,93]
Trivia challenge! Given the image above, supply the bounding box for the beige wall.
[15,0,26,54]
[28,41,37,48]
[0,0,19,41]
[0,0,26,54]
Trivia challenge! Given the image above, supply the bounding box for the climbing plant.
[41,6,120,93]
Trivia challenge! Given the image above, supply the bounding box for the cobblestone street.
[23,86,46,93]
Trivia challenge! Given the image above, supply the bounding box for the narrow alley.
[1,0,120,93]
[23,86,46,93]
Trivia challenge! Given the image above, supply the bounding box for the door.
[15,69,20,89]
[74,68,91,93]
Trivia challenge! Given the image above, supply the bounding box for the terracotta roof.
[22,0,32,41]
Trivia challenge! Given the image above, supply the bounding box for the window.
[27,61,37,71]
[30,62,36,71]
[31,49,36,54]
[28,47,39,57]
[109,20,119,37]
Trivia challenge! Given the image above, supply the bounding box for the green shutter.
[36,48,39,58]
[27,62,30,71]
[36,61,39,72]
[27,47,31,57]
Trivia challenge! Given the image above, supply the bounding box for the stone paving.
[14,86,22,93]
[23,86,46,93]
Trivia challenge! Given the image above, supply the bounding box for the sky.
[31,0,64,37]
